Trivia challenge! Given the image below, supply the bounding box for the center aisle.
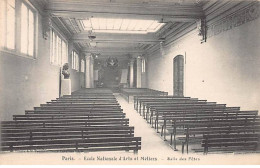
[114,94,176,156]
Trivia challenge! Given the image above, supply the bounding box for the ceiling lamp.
[88,35,96,40]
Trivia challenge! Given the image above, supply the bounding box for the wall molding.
[207,1,259,38]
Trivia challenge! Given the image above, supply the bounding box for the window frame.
[142,58,146,73]
[49,27,68,67]
[71,50,79,71]
[0,0,38,59]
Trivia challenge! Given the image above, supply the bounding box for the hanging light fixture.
[159,37,165,56]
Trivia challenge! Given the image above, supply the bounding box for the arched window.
[173,55,184,96]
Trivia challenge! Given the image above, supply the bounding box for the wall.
[141,72,147,88]
[0,14,81,121]
[0,13,60,121]
[147,17,260,111]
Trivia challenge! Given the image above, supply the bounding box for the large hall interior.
[0,0,260,160]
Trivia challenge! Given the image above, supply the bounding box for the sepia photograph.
[0,0,259,165]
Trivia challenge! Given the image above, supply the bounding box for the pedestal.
[61,79,71,96]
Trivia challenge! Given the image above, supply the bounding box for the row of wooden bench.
[1,89,141,153]
[133,95,260,154]
[120,88,168,102]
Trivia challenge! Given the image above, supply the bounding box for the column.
[129,58,135,88]
[136,56,142,88]
[85,54,92,88]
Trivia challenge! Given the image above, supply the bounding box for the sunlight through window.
[21,2,35,56]
[81,18,165,34]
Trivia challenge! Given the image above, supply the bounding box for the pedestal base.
[61,79,71,96]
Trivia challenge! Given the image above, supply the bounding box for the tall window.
[81,59,85,73]
[0,0,15,49]
[0,0,37,57]
[50,29,68,66]
[142,58,146,73]
[173,55,184,97]
[21,2,35,56]
[72,50,79,71]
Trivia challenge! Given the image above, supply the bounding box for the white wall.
[0,15,81,121]
[147,18,260,111]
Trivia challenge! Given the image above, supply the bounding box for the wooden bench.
[63,95,115,98]
[134,96,190,111]
[140,99,209,118]
[16,112,125,117]
[120,88,168,102]
[134,95,258,151]
[1,126,135,142]
[1,136,141,153]
[150,104,227,128]
[13,113,126,121]
[136,97,197,114]
[25,109,123,115]
[34,105,122,110]
[202,133,260,154]
[49,100,118,103]
[132,92,260,154]
[168,116,260,153]
[41,102,120,107]
[1,118,130,128]
[1,89,142,153]
[151,108,248,126]
[57,97,117,99]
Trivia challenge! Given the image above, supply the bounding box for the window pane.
[51,30,55,63]
[73,52,75,69]
[75,52,78,70]
[50,30,53,63]
[76,54,78,71]
[0,0,6,47]
[28,9,34,56]
[77,54,79,71]
[7,0,15,49]
[74,53,76,69]
[56,36,59,65]
[62,41,68,65]
[143,59,146,72]
[71,52,73,69]
[21,3,28,53]
[72,51,74,69]
[54,34,58,64]
[58,37,62,66]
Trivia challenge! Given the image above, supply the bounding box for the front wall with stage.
[95,58,129,88]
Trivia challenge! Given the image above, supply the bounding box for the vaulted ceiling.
[34,0,224,60]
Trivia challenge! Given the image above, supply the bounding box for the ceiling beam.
[82,48,145,54]
[93,55,130,60]
[48,10,202,22]
[71,33,162,44]
[46,0,204,21]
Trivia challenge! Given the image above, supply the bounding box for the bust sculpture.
[62,63,70,79]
